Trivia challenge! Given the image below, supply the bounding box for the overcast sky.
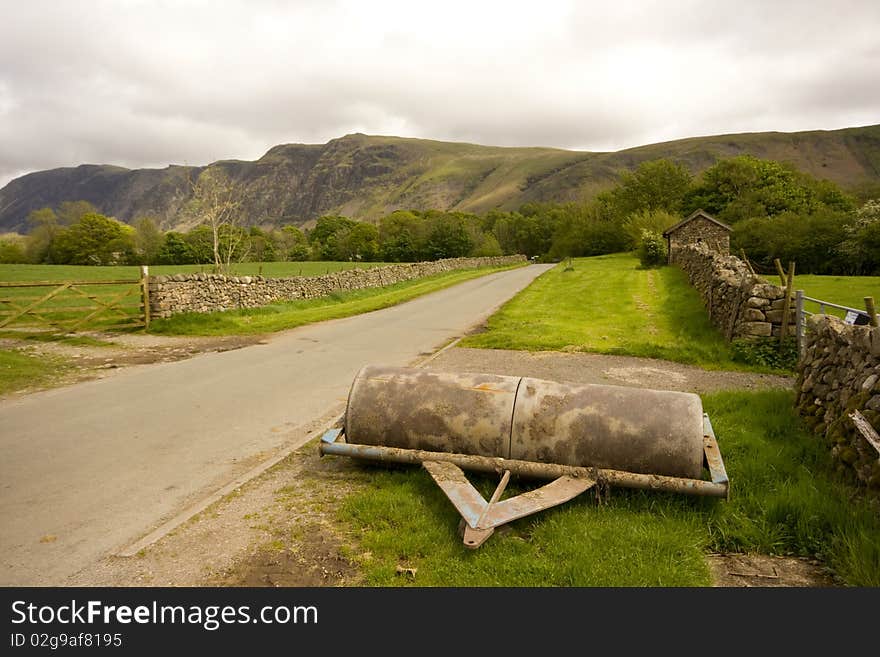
[1,0,878,187]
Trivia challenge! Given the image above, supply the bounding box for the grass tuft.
[0,349,71,395]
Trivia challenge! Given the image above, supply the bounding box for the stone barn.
[662,209,731,264]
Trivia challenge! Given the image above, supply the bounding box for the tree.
[425,214,473,259]
[24,207,60,263]
[732,209,853,274]
[132,216,164,264]
[57,200,100,226]
[604,159,692,220]
[471,232,502,257]
[547,202,627,259]
[156,232,195,265]
[182,169,248,273]
[379,211,423,262]
[0,235,26,263]
[247,226,278,262]
[493,207,556,257]
[335,222,379,261]
[277,225,310,261]
[684,155,854,223]
[621,209,679,250]
[51,213,136,265]
[838,199,880,274]
[309,215,358,260]
[183,225,214,264]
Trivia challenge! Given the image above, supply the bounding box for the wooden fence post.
[773,258,786,286]
[140,265,151,329]
[779,261,795,343]
[795,289,805,355]
[865,296,878,328]
[739,249,755,275]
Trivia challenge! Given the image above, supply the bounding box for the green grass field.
[794,274,879,319]
[462,254,879,370]
[0,261,507,337]
[462,253,743,369]
[0,261,386,283]
[338,389,880,586]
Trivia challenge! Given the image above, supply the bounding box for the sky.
[0,0,878,187]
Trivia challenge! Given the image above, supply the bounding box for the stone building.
[662,209,731,264]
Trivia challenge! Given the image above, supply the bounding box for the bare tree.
[184,168,249,273]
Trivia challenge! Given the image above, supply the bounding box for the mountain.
[2,125,879,233]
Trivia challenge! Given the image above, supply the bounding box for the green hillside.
[1,125,878,232]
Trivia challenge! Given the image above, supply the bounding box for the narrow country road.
[0,264,551,585]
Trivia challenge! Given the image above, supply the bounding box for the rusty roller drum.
[344,365,705,480]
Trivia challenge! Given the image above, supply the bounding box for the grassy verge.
[0,331,117,347]
[0,349,72,395]
[148,265,522,336]
[336,389,880,586]
[461,253,756,370]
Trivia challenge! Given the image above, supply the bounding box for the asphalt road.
[0,264,551,585]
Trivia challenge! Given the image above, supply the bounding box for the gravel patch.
[422,347,793,393]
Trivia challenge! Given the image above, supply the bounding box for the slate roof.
[662,209,732,237]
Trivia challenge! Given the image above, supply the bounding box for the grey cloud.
[1,0,878,188]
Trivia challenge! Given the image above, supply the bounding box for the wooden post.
[849,410,880,457]
[739,249,755,275]
[795,290,805,355]
[865,296,878,327]
[779,261,795,343]
[773,258,786,286]
[140,265,151,329]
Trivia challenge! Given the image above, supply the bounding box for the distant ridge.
[1,124,878,232]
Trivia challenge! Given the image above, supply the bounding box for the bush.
[636,229,667,267]
[731,337,798,371]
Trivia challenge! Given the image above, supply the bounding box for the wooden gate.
[0,269,150,333]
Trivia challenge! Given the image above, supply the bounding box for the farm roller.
[320,365,729,548]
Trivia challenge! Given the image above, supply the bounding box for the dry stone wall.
[796,315,880,487]
[674,243,795,340]
[148,255,526,318]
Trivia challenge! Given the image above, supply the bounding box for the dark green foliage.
[24,207,61,263]
[308,215,358,259]
[132,217,164,265]
[424,214,473,259]
[273,225,308,261]
[156,232,195,265]
[183,225,215,264]
[546,203,627,259]
[684,155,854,223]
[730,337,798,371]
[493,205,557,257]
[602,158,692,220]
[50,213,136,265]
[247,226,278,263]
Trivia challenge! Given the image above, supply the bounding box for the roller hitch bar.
[319,413,729,549]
